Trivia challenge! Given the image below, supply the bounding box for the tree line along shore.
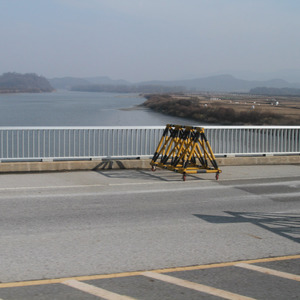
[141,94,300,125]
[1,72,299,125]
[0,73,54,93]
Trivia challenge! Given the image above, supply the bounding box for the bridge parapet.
[0,126,299,162]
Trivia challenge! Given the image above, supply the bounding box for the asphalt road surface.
[0,165,299,299]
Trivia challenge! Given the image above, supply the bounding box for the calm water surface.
[0,91,203,126]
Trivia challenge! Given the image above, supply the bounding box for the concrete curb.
[215,155,300,166]
[0,155,299,173]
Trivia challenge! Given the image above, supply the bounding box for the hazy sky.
[1,0,300,81]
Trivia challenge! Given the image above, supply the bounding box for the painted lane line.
[1,254,300,289]
[0,271,143,288]
[5,180,297,197]
[220,174,300,182]
[0,178,298,193]
[232,180,300,188]
[0,181,168,191]
[0,185,232,200]
[0,180,300,197]
[260,192,300,199]
[153,254,300,274]
[0,182,213,192]
[109,182,161,186]
[142,271,255,300]
[0,184,107,191]
[63,279,136,300]
[0,179,188,192]
[235,263,300,281]
[2,189,299,202]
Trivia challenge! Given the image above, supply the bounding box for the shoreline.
[119,106,149,111]
[141,94,300,125]
[0,90,55,94]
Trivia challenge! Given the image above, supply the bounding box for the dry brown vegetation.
[142,93,300,125]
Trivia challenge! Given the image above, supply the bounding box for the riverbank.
[141,94,300,125]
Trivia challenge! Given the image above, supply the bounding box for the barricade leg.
[150,124,222,181]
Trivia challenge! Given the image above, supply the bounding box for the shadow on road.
[93,169,206,182]
[194,211,300,243]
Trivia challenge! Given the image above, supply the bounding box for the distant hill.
[250,87,300,96]
[0,73,54,93]
[137,75,297,92]
[85,76,129,86]
[49,74,300,93]
[48,77,91,90]
[49,76,130,90]
[71,84,186,93]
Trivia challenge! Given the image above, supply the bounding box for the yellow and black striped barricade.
[150,124,221,181]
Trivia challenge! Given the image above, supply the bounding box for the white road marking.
[0,179,299,200]
[0,187,300,202]
[235,263,300,281]
[220,175,300,182]
[109,182,158,186]
[0,184,106,191]
[0,177,299,191]
[237,180,300,188]
[142,271,255,300]
[263,192,300,198]
[63,279,136,300]
[0,180,183,191]
[0,176,299,192]
[0,184,229,198]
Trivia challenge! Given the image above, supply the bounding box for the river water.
[0,90,202,127]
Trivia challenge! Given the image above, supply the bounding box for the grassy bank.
[142,94,300,125]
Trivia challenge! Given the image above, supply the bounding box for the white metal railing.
[0,126,299,162]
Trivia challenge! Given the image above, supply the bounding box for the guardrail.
[0,126,299,162]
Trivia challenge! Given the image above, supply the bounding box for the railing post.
[0,126,298,161]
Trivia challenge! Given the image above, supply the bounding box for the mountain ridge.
[0,72,54,93]
[49,74,300,93]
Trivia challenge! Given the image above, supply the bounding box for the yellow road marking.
[1,254,300,288]
[63,279,136,300]
[245,233,262,240]
[235,263,300,281]
[0,271,143,288]
[142,271,255,300]
[152,254,300,273]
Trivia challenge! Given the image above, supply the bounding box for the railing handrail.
[0,126,299,162]
[0,125,299,130]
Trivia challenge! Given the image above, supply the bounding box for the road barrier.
[150,125,221,181]
[0,126,299,162]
